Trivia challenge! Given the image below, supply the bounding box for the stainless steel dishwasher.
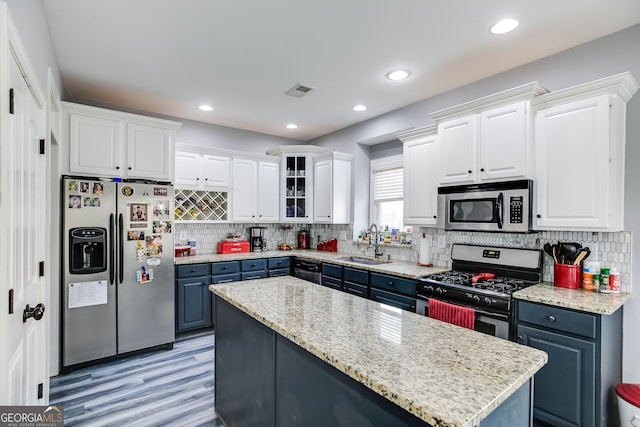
[292,258,322,284]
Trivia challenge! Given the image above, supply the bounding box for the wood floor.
[50,330,224,426]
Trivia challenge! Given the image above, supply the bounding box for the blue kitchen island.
[211,277,547,427]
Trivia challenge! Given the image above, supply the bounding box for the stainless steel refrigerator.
[62,176,175,368]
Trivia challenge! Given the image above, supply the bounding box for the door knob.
[23,303,45,323]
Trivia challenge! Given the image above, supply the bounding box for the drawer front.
[343,268,368,285]
[211,261,240,275]
[268,268,290,278]
[369,288,416,312]
[241,271,268,280]
[268,257,291,269]
[517,301,597,339]
[321,263,342,279]
[343,281,369,299]
[177,263,210,278]
[211,273,240,284]
[370,273,416,297]
[322,276,342,290]
[241,259,267,272]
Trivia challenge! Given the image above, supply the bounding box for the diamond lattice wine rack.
[175,189,228,221]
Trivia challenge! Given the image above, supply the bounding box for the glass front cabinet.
[268,146,329,223]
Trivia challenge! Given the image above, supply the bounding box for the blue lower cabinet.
[369,288,416,312]
[322,276,342,290]
[370,273,416,297]
[515,300,622,427]
[176,275,212,331]
[269,257,291,277]
[269,268,290,277]
[343,281,369,298]
[241,259,268,280]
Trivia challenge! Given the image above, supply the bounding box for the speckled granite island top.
[177,249,448,279]
[210,277,548,427]
[513,282,630,315]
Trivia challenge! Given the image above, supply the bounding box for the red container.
[217,241,250,254]
[554,264,582,289]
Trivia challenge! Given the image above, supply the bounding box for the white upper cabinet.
[398,126,441,226]
[64,102,181,181]
[175,148,230,189]
[312,152,352,224]
[231,157,280,222]
[532,72,638,231]
[430,83,547,186]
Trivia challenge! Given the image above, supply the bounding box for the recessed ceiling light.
[491,18,519,35]
[353,105,367,112]
[386,70,410,81]
[286,123,298,129]
[198,104,213,111]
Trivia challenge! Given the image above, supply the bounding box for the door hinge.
[39,139,45,155]
[9,88,14,114]
[37,383,43,399]
[8,289,14,314]
[39,261,45,277]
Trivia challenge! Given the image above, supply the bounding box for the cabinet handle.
[517,335,523,343]
[536,214,542,218]
[197,177,200,181]
[433,215,437,219]
[388,281,395,287]
[468,170,472,174]
[191,268,196,272]
[480,168,485,172]
[547,315,556,322]
[223,266,228,269]
[205,178,208,181]
[116,166,120,170]
[128,166,132,170]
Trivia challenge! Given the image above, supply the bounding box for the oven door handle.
[496,192,504,230]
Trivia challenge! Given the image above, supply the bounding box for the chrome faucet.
[369,223,383,258]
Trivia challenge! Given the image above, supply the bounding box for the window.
[371,155,404,233]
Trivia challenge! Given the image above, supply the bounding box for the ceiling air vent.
[285,83,316,98]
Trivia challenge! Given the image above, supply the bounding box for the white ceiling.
[42,0,640,141]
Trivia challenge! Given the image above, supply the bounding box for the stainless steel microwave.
[437,180,533,232]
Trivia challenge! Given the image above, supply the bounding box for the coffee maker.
[249,227,266,252]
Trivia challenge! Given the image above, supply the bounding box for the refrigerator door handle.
[118,213,124,284]
[109,213,115,285]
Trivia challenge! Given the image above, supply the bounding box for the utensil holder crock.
[554,264,581,289]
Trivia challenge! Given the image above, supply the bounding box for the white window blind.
[373,167,403,201]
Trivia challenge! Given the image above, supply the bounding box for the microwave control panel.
[509,196,523,224]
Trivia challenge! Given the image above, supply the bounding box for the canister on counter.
[600,267,610,293]
[610,268,621,294]
[582,261,601,291]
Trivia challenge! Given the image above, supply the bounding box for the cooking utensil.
[543,243,554,259]
[472,272,496,284]
[572,247,591,265]
[552,246,558,264]
[558,242,582,264]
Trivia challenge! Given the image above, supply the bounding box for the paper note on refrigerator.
[68,280,108,309]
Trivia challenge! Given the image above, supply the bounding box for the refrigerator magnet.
[68,195,81,209]
[79,181,90,194]
[136,241,145,262]
[68,180,78,191]
[136,266,154,283]
[145,234,163,256]
[152,221,171,234]
[146,257,161,266]
[121,185,134,197]
[127,230,145,241]
[153,200,170,220]
[92,182,104,196]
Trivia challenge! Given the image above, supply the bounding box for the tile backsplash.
[175,222,633,293]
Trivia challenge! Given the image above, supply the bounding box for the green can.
[600,267,610,293]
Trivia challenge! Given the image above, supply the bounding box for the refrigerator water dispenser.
[69,227,107,274]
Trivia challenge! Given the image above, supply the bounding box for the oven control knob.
[484,297,492,305]
[436,287,443,294]
[426,285,434,292]
[472,295,480,303]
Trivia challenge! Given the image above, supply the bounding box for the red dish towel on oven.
[428,299,475,330]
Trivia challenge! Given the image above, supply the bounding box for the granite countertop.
[176,249,448,279]
[210,277,548,427]
[513,282,631,315]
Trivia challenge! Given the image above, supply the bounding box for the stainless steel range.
[416,244,542,340]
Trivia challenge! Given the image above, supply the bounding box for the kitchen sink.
[338,256,391,265]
